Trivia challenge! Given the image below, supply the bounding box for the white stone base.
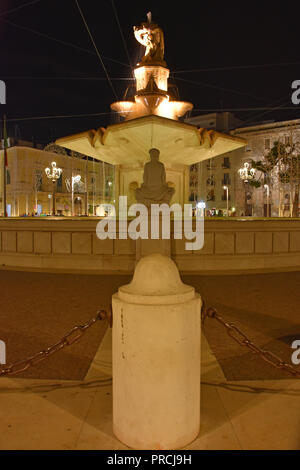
[112,255,202,450]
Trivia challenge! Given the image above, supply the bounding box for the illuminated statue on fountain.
[135,148,175,207]
[134,12,166,67]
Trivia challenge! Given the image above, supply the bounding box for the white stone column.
[112,253,201,450]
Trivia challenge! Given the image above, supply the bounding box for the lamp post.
[196,200,206,218]
[45,162,62,216]
[66,174,82,216]
[223,185,229,214]
[238,162,256,216]
[48,194,52,215]
[264,184,270,217]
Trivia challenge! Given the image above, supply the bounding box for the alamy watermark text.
[0,80,6,105]
[0,340,6,364]
[96,197,204,251]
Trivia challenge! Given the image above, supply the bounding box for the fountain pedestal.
[112,254,202,449]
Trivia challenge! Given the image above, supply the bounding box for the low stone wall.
[0,217,299,274]
[173,219,300,273]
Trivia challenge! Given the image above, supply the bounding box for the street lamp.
[196,200,206,217]
[66,174,82,216]
[45,162,62,216]
[238,162,256,216]
[238,162,256,183]
[223,186,229,214]
[48,194,52,215]
[264,184,270,217]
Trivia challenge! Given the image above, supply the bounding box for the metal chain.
[201,303,300,378]
[3,303,299,380]
[0,309,111,378]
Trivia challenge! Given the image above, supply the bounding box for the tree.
[249,138,300,217]
[278,141,300,217]
[249,141,282,187]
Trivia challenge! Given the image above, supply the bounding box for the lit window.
[223,157,230,169]
[223,173,231,185]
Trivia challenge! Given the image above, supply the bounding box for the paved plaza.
[0,269,300,450]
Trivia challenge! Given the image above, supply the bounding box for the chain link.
[0,309,111,378]
[2,303,299,380]
[201,303,300,378]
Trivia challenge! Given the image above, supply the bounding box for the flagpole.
[3,114,7,217]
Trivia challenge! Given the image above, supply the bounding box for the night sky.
[1,0,300,144]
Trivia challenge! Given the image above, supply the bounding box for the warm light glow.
[197,201,206,209]
[134,66,169,92]
[45,162,62,182]
[112,65,193,121]
[110,100,135,118]
[155,98,193,120]
[238,162,256,183]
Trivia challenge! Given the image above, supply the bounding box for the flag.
[3,115,8,167]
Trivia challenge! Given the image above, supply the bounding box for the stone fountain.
[56,14,245,207]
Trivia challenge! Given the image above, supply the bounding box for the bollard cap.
[118,254,195,305]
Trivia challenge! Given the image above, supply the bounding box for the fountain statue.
[110,12,193,121]
[134,12,166,67]
[135,148,175,207]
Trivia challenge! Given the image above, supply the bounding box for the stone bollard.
[112,253,202,450]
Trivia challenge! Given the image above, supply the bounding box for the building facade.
[0,143,115,217]
[1,115,300,218]
[186,113,300,217]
